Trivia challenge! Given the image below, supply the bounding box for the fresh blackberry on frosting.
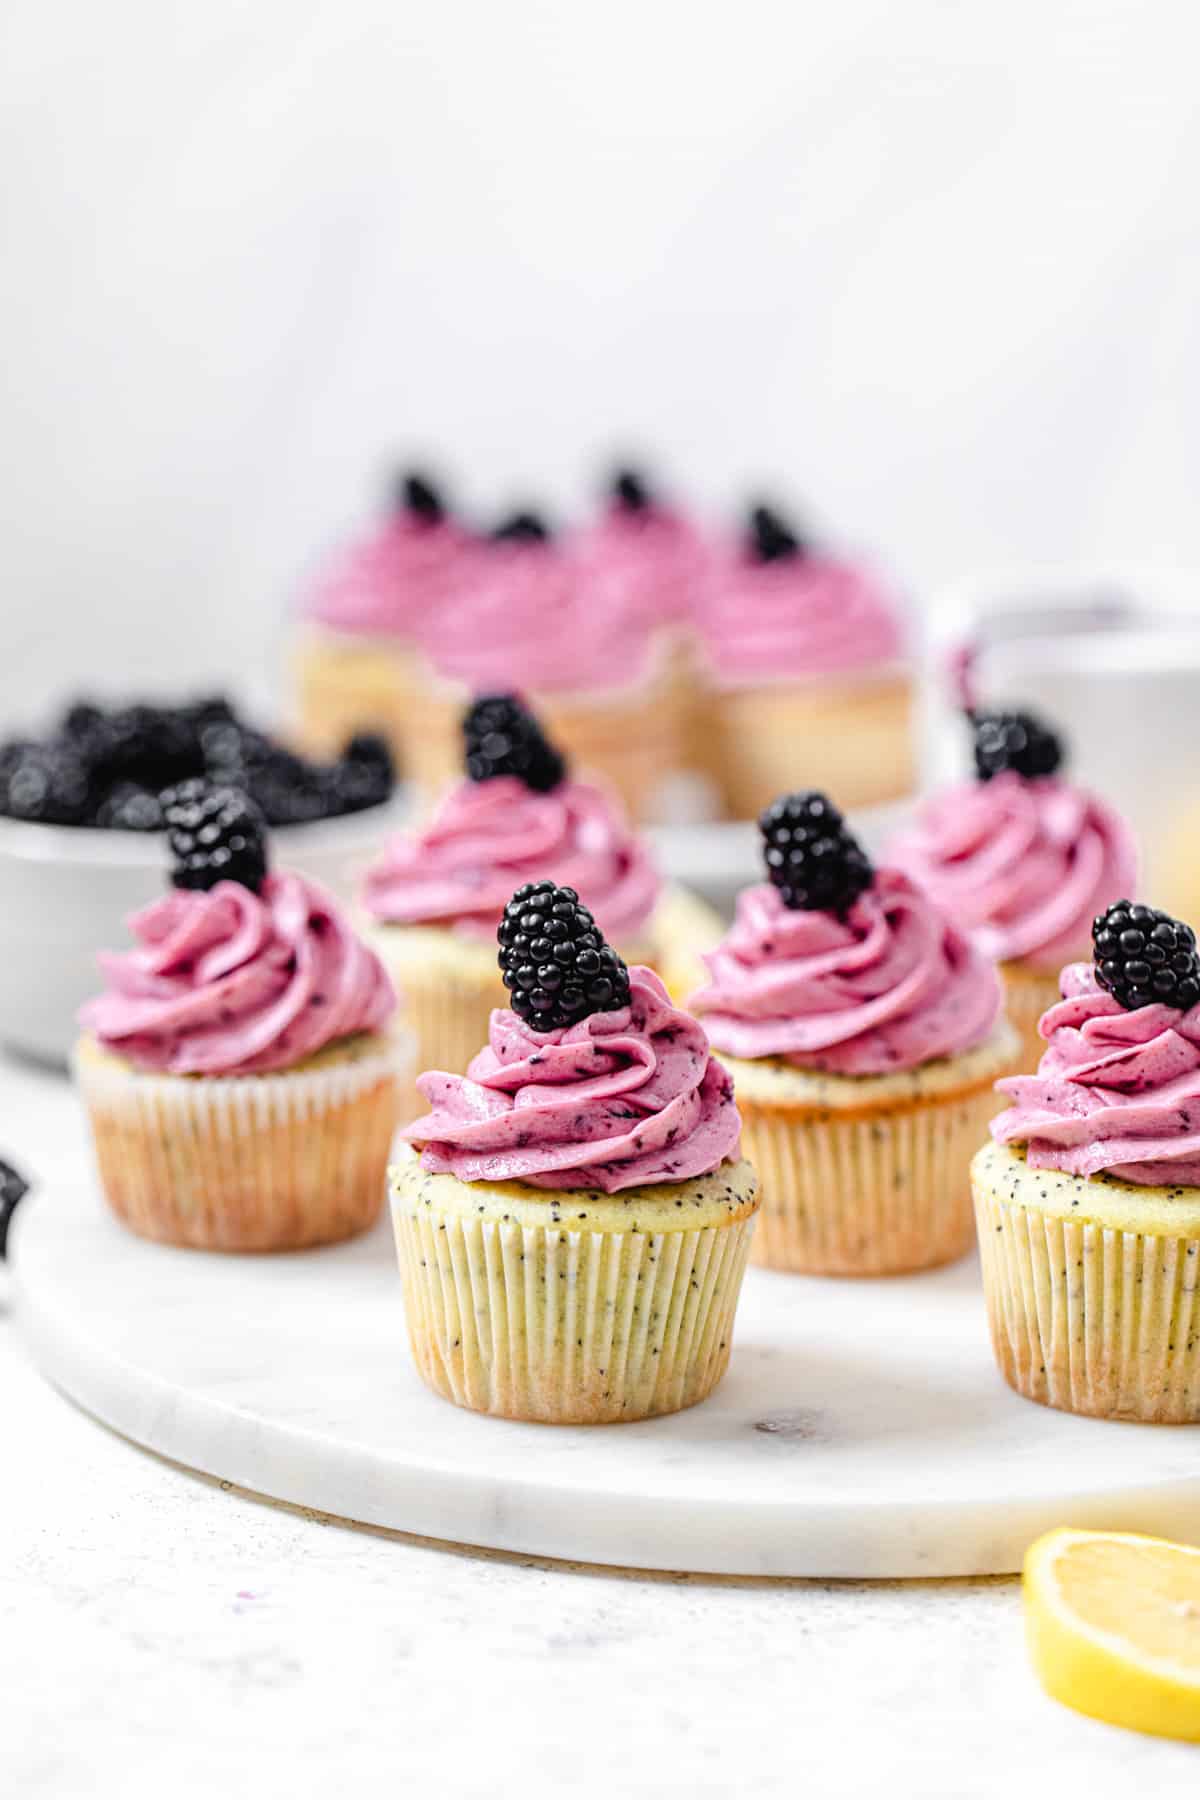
[1093,901,1200,1013]
[161,779,269,894]
[393,468,445,524]
[490,509,550,544]
[759,790,872,915]
[462,694,565,794]
[971,708,1063,782]
[747,503,807,564]
[612,466,653,512]
[497,879,630,1030]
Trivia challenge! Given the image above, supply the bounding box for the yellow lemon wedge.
[1023,1528,1200,1741]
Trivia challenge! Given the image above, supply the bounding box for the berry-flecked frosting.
[890,772,1136,972]
[80,871,396,1075]
[695,547,905,686]
[992,961,1200,1186]
[421,538,659,694]
[403,966,740,1192]
[689,868,1001,1076]
[362,774,661,946]
[302,509,471,639]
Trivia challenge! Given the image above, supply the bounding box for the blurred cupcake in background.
[75,781,405,1251]
[392,880,759,1422]
[690,791,1018,1274]
[361,694,662,1110]
[693,503,915,818]
[396,510,686,822]
[976,901,1200,1421]
[293,467,473,763]
[889,708,1137,1070]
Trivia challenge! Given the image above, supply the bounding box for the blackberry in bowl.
[0,696,401,1063]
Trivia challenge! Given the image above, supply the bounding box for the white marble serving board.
[14,1171,1200,1577]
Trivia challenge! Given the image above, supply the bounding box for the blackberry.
[325,733,395,813]
[0,741,93,824]
[93,782,164,832]
[748,503,806,564]
[612,466,652,511]
[0,1158,30,1260]
[759,790,873,914]
[1093,901,1200,1014]
[497,880,630,1031]
[463,694,565,794]
[491,510,549,544]
[394,469,444,523]
[972,708,1063,781]
[161,779,269,893]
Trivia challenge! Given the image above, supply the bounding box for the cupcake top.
[362,697,661,944]
[575,466,707,631]
[993,904,1200,1186]
[889,709,1137,972]
[404,881,740,1192]
[690,791,1001,1075]
[420,511,658,694]
[80,782,395,1075]
[694,504,905,686]
[303,470,470,638]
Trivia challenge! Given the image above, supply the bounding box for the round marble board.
[15,1174,1200,1579]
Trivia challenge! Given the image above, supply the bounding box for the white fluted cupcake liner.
[973,1166,1200,1423]
[738,1082,1005,1276]
[390,1156,760,1422]
[75,1033,408,1251]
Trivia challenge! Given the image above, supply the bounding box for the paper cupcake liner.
[737,1080,1003,1275]
[391,1178,758,1423]
[999,962,1063,1074]
[76,1037,406,1252]
[973,1182,1200,1422]
[712,671,915,818]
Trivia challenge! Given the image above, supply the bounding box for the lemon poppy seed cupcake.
[392,882,759,1423]
[76,780,405,1251]
[360,694,662,1111]
[975,899,1200,1423]
[889,707,1137,1072]
[690,790,1018,1275]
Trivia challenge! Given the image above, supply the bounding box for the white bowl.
[0,800,406,1065]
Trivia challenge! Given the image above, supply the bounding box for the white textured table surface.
[2,1056,1196,1796]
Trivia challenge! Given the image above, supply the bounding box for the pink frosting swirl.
[403,966,740,1191]
[421,540,656,693]
[890,773,1137,971]
[689,869,1001,1075]
[993,962,1200,1185]
[695,549,906,685]
[302,513,470,638]
[576,502,708,630]
[81,872,396,1075]
[362,775,660,946]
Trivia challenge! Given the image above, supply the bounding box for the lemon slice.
[1024,1529,1200,1741]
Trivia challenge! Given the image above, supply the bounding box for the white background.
[3,0,1198,725]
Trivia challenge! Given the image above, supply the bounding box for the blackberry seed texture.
[491,510,549,543]
[748,503,805,564]
[161,779,269,894]
[972,708,1063,781]
[759,790,873,914]
[1093,901,1200,1013]
[0,1158,30,1260]
[497,880,630,1031]
[463,695,566,794]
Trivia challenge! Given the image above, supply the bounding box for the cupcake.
[75,780,404,1251]
[395,511,685,823]
[693,504,915,818]
[976,901,1200,1422]
[392,880,759,1422]
[361,694,662,1109]
[689,791,1018,1274]
[890,708,1137,1071]
[292,469,472,762]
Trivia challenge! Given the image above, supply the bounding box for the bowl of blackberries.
[0,696,400,1062]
